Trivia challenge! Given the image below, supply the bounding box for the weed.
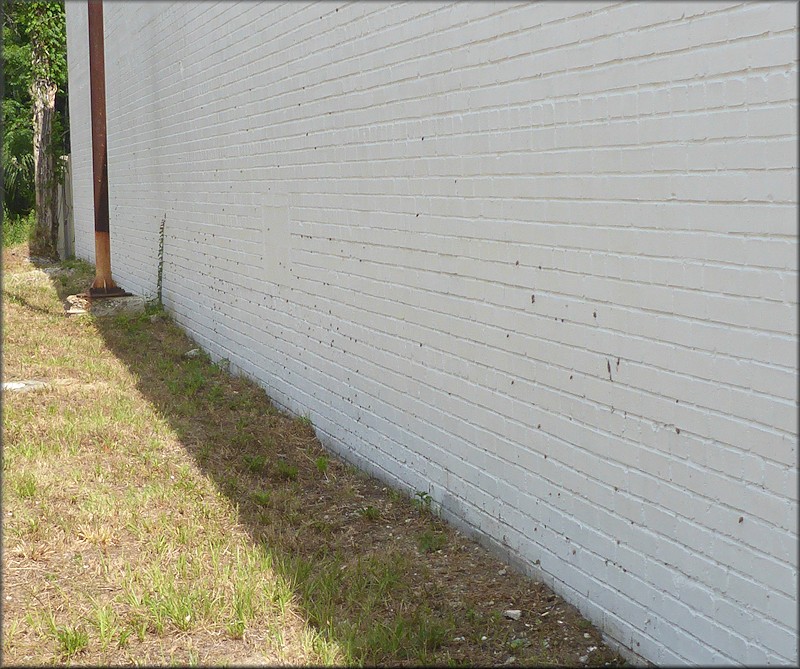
[413,490,434,515]
[92,601,120,651]
[147,586,201,633]
[272,580,295,617]
[309,519,333,536]
[175,524,193,545]
[243,454,268,473]
[359,505,380,521]
[130,616,148,641]
[56,625,89,660]
[12,471,37,499]
[303,626,342,664]
[144,299,166,317]
[232,574,257,618]
[275,460,298,481]
[180,365,207,397]
[117,628,132,648]
[156,213,166,306]
[297,413,312,428]
[417,530,447,553]
[2,618,21,655]
[2,210,34,248]
[207,383,225,405]
[226,619,246,640]
[358,608,453,663]
[315,455,329,475]
[197,443,212,464]
[252,490,272,506]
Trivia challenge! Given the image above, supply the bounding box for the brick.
[66,2,798,665]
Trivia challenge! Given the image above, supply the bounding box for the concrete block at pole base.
[66,293,146,317]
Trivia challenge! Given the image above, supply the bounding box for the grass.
[417,530,448,553]
[275,460,299,481]
[2,209,35,248]
[243,453,268,473]
[10,471,38,499]
[2,243,625,667]
[252,490,272,506]
[55,625,89,660]
[359,505,381,521]
[413,490,435,515]
[315,455,329,475]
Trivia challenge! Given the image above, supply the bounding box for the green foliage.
[275,460,299,481]
[2,1,68,216]
[412,490,433,515]
[417,530,447,553]
[13,1,67,87]
[243,454,268,474]
[315,455,329,475]
[252,490,272,507]
[359,505,380,521]
[3,208,35,248]
[55,625,89,660]
[3,20,35,214]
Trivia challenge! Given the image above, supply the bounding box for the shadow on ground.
[37,258,625,667]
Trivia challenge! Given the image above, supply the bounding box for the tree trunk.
[30,77,59,259]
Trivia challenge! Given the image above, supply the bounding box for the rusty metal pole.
[87,0,126,297]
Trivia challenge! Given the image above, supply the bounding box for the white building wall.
[66,2,798,664]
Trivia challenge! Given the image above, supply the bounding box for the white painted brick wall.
[66,2,798,664]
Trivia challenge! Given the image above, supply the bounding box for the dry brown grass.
[2,244,626,666]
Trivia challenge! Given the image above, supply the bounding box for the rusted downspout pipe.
[87,0,126,297]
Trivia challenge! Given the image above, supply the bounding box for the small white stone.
[579,655,589,664]
[503,609,522,620]
[481,635,488,641]
[584,633,591,639]
[185,348,201,358]
[3,380,50,393]
[498,568,507,576]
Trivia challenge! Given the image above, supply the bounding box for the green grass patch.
[243,454,268,473]
[417,530,447,553]
[275,460,299,481]
[2,210,34,248]
[55,625,89,660]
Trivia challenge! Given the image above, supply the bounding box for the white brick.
[66,2,798,666]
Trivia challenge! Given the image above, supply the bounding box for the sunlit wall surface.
[66,3,798,663]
